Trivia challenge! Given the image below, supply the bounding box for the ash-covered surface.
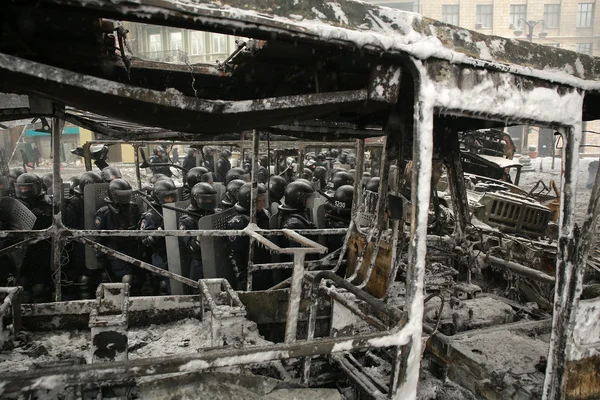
[0,317,269,374]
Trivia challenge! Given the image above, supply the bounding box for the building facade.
[371,0,600,155]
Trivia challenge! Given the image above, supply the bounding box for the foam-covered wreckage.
[1,0,600,398]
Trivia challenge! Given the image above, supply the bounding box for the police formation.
[0,147,384,302]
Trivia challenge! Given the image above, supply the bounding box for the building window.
[212,34,228,54]
[190,31,204,55]
[442,5,459,25]
[543,4,561,28]
[510,5,527,28]
[148,33,163,53]
[170,31,183,52]
[476,5,493,28]
[577,3,594,28]
[577,43,593,54]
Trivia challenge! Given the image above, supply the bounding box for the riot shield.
[83,183,109,269]
[0,197,36,230]
[163,200,191,295]
[197,207,236,283]
[213,182,226,207]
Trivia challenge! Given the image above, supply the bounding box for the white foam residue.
[311,7,327,20]
[179,359,211,372]
[574,58,585,77]
[475,41,492,60]
[326,2,348,25]
[331,340,354,352]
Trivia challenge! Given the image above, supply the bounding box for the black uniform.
[323,202,350,252]
[182,154,197,173]
[94,202,138,280]
[150,154,173,177]
[215,156,232,183]
[18,195,53,302]
[226,207,271,290]
[257,165,269,184]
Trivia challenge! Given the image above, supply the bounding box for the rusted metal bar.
[334,138,365,273]
[320,285,388,331]
[356,135,391,289]
[133,144,142,190]
[84,139,383,149]
[64,228,347,237]
[332,354,386,398]
[78,237,198,288]
[399,92,434,397]
[542,123,588,400]
[302,271,406,382]
[443,128,470,240]
[247,131,260,291]
[52,116,65,301]
[0,236,50,257]
[285,252,306,343]
[82,141,93,172]
[479,254,555,284]
[0,317,411,395]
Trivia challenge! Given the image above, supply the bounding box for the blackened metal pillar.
[246,130,260,290]
[51,115,65,301]
[542,124,583,400]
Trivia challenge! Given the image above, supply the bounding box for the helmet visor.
[305,192,316,208]
[112,188,132,205]
[195,193,219,210]
[15,182,39,199]
[159,189,178,204]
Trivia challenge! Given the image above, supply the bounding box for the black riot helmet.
[152,179,178,205]
[331,185,354,215]
[153,146,165,156]
[225,167,248,185]
[283,180,316,211]
[269,175,287,203]
[260,155,269,167]
[9,167,26,181]
[101,166,122,183]
[221,149,232,159]
[314,166,327,181]
[330,149,339,159]
[301,168,314,181]
[149,173,172,186]
[365,177,380,193]
[77,172,102,195]
[339,152,348,164]
[15,173,42,199]
[41,173,53,193]
[108,179,132,205]
[332,171,354,190]
[360,171,372,188]
[68,176,80,196]
[316,153,326,161]
[236,182,267,213]
[221,179,245,209]
[191,182,218,211]
[187,167,210,188]
[346,155,357,166]
[305,159,317,171]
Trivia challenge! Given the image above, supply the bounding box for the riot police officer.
[41,173,53,196]
[221,179,245,210]
[331,171,354,191]
[257,155,269,184]
[8,167,26,195]
[15,173,53,302]
[64,171,103,299]
[94,179,139,285]
[324,185,354,253]
[182,149,197,176]
[301,168,314,181]
[225,167,248,185]
[178,182,219,281]
[150,146,173,177]
[101,166,122,183]
[277,180,316,251]
[138,179,178,294]
[226,182,271,290]
[183,166,212,200]
[268,175,287,215]
[215,149,232,182]
[315,153,328,168]
[67,176,80,197]
[313,166,328,190]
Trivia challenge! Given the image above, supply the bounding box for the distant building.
[370,0,600,156]
[124,22,238,64]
